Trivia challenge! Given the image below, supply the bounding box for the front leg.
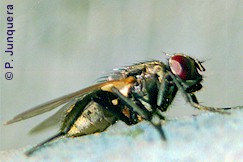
[157,73,178,112]
[168,71,243,113]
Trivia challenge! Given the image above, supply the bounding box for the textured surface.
[1,109,242,162]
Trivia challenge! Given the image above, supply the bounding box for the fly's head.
[168,53,205,93]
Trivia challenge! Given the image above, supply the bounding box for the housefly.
[4,53,242,156]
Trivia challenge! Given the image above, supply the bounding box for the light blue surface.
[1,109,242,162]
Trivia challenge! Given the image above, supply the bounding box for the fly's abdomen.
[67,101,117,137]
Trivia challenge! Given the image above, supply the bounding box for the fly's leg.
[132,95,167,140]
[157,75,168,107]
[25,132,65,156]
[92,96,138,125]
[25,93,94,156]
[111,87,151,120]
[25,99,89,156]
[168,72,243,113]
[189,93,242,111]
[111,87,167,140]
[157,73,178,112]
[150,118,166,140]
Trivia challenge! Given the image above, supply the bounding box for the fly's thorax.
[131,74,161,112]
[66,101,116,137]
[108,61,165,80]
[145,63,166,82]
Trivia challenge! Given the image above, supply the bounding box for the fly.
[4,53,243,156]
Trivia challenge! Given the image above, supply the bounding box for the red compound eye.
[169,54,196,80]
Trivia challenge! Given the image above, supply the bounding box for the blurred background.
[0,0,242,151]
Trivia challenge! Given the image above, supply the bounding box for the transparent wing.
[4,82,109,125]
[4,77,136,125]
[29,98,78,134]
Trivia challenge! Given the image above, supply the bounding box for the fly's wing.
[4,77,136,125]
[4,82,112,125]
[29,99,78,134]
[29,77,137,134]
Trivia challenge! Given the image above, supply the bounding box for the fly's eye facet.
[169,54,198,80]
